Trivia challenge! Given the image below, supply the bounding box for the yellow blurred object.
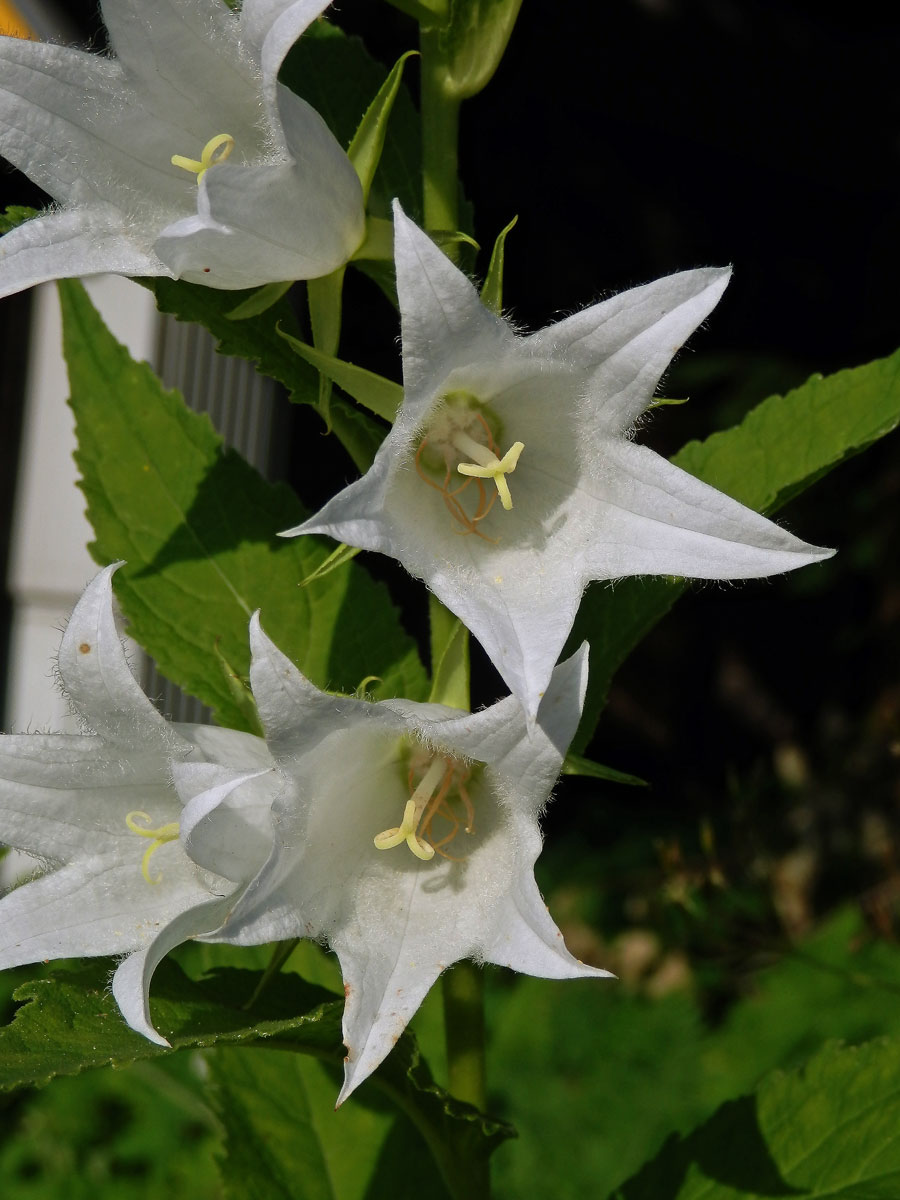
[0,0,34,39]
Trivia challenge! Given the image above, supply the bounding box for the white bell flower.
[0,566,278,1045]
[0,0,365,294]
[284,202,834,717]
[202,616,610,1103]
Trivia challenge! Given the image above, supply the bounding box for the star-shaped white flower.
[200,616,610,1103]
[0,0,365,295]
[0,565,278,1045]
[284,202,834,718]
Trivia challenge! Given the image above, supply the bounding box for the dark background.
[2,0,899,962]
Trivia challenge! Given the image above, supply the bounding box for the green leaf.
[61,278,427,721]
[568,349,900,752]
[279,327,403,424]
[613,1036,900,1199]
[440,0,524,100]
[0,1055,221,1199]
[675,353,900,512]
[480,214,517,315]
[0,203,38,234]
[209,1049,395,1200]
[348,51,419,206]
[0,962,512,1200]
[561,753,648,787]
[0,961,338,1092]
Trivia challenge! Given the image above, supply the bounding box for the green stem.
[442,960,487,1112]
[420,24,489,1187]
[420,24,461,238]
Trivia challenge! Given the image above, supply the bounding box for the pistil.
[374,753,476,862]
[125,810,180,884]
[171,133,236,183]
[452,431,525,511]
[374,755,447,860]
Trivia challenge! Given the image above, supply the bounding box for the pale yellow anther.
[171,133,235,183]
[374,756,450,861]
[453,431,525,511]
[125,810,180,884]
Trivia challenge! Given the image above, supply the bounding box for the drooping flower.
[195,615,610,1103]
[283,202,834,718]
[0,0,365,295]
[0,565,278,1044]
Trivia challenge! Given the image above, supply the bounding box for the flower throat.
[374,749,476,862]
[415,391,524,538]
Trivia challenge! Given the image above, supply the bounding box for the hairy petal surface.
[0,567,275,1046]
[286,202,833,716]
[0,0,364,294]
[192,619,609,1102]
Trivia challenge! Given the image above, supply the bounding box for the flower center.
[415,391,524,538]
[171,133,236,183]
[374,751,475,862]
[125,810,180,884]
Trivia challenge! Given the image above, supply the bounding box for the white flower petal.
[99,0,255,110]
[199,634,606,1101]
[577,439,834,579]
[0,735,177,860]
[0,0,363,294]
[155,157,363,287]
[0,208,170,301]
[287,203,833,717]
[241,0,332,100]
[0,568,278,1047]
[177,764,276,882]
[57,564,184,750]
[393,201,516,399]
[112,892,241,1046]
[525,267,732,434]
[0,854,211,969]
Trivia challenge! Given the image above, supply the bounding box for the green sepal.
[300,541,362,587]
[562,753,649,788]
[214,643,265,738]
[352,214,395,263]
[307,266,347,432]
[649,396,689,408]
[225,280,293,320]
[349,51,419,205]
[432,228,480,254]
[279,326,404,424]
[480,214,518,315]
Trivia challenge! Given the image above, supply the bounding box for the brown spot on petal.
[343,983,351,999]
[78,643,91,654]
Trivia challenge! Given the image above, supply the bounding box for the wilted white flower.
[0,0,365,294]
[284,202,834,717]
